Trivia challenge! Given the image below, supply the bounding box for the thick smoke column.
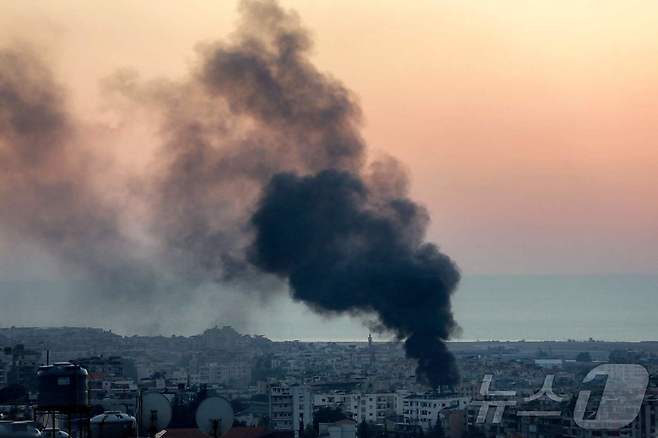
[156,0,461,386]
[0,0,461,384]
[249,171,460,386]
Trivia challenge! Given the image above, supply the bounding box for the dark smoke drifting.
[145,0,365,282]
[250,170,460,386]
[0,0,461,385]
[0,48,161,314]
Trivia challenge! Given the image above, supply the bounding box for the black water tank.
[37,362,88,409]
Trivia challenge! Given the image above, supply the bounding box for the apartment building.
[270,384,313,436]
[400,394,470,430]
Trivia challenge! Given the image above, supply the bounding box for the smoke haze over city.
[1,0,658,344]
[0,0,466,385]
[3,4,658,437]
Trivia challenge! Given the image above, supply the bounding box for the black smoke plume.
[0,0,461,385]
[249,171,460,386]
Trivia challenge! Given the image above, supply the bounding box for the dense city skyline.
[2,3,657,438]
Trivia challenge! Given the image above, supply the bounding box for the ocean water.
[250,274,658,342]
[1,274,657,341]
[452,274,658,342]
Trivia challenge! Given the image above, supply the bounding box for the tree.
[0,384,27,403]
[257,416,270,428]
[462,428,485,438]
[426,419,445,438]
[313,407,348,435]
[231,399,248,413]
[252,354,285,383]
[303,424,318,438]
[357,420,372,438]
[609,349,641,364]
[575,352,592,362]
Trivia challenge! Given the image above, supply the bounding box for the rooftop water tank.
[36,363,88,410]
[90,412,136,438]
[0,421,42,438]
[40,428,69,438]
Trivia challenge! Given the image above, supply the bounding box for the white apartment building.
[270,384,313,436]
[352,393,396,424]
[314,392,349,410]
[197,362,252,385]
[313,390,470,428]
[313,391,396,425]
[399,394,470,430]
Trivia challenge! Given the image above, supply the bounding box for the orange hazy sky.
[1,0,657,275]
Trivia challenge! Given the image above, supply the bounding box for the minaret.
[368,333,374,368]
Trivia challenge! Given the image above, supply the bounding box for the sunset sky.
[1,1,657,339]
[3,0,656,276]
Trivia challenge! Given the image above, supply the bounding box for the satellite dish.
[195,397,234,438]
[140,393,172,436]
